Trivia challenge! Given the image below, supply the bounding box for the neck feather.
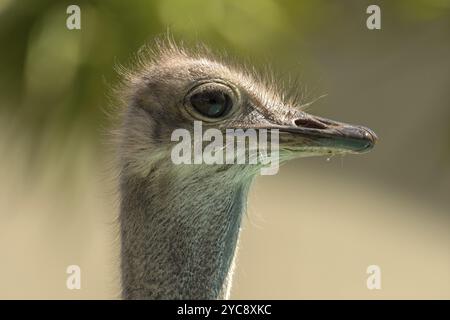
[119,165,252,299]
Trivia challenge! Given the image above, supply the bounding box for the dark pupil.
[190,91,230,118]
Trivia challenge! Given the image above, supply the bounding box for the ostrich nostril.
[294,117,327,129]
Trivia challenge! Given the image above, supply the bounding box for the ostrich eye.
[190,90,232,118]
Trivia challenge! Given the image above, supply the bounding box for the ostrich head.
[117,42,376,179]
[116,41,377,299]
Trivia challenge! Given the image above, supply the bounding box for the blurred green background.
[0,0,449,298]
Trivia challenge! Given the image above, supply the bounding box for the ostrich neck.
[119,166,252,299]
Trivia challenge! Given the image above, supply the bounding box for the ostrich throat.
[120,164,252,299]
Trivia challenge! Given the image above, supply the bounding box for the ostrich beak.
[276,113,378,153]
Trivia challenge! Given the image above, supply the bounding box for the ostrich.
[115,41,377,299]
